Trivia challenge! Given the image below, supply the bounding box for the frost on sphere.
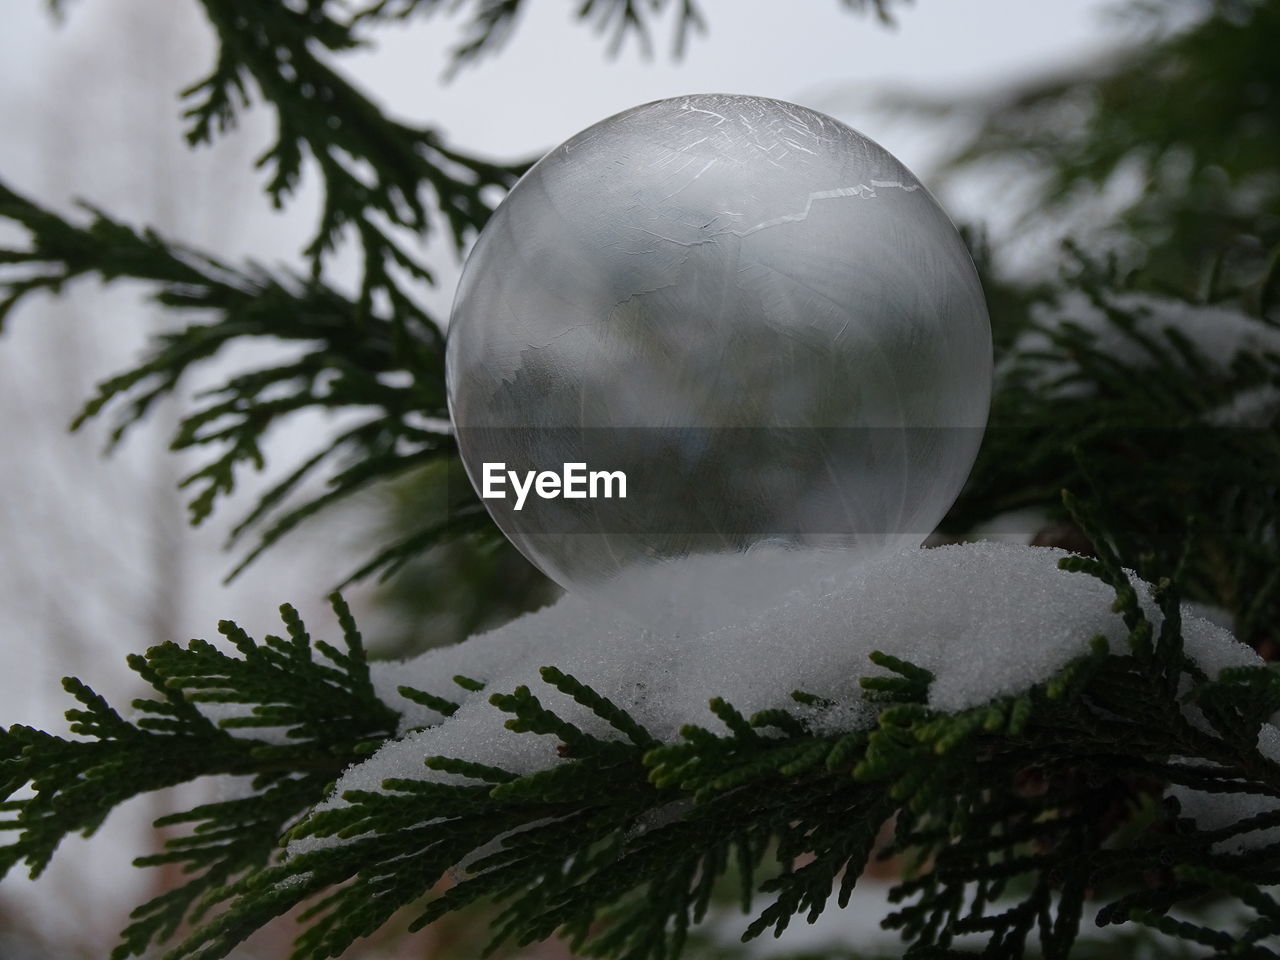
[446,94,992,627]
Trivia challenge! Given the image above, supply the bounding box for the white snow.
[1167,723,1280,853]
[1204,384,1280,427]
[287,541,1267,858]
[1015,290,1280,397]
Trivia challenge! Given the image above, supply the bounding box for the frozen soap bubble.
[446,94,991,630]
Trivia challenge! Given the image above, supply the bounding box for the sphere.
[446,94,991,629]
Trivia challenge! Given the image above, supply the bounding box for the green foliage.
[358,458,560,655]
[0,594,397,958]
[944,248,1280,648]
[889,1,1280,659]
[900,0,1280,288]
[5,520,1280,960]
[356,0,709,66]
[0,179,490,582]
[915,2,1280,649]
[186,0,527,278]
[352,0,907,68]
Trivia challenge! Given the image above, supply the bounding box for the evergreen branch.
[185,0,527,277]
[0,598,398,959]
[353,0,710,68]
[350,0,906,69]
[333,500,493,588]
[6,554,1280,959]
[0,179,480,582]
[883,4,1280,289]
[945,266,1280,649]
[179,620,1280,960]
[396,684,460,718]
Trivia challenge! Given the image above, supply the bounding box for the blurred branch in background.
[349,0,908,68]
[358,457,560,656]
[910,0,1280,656]
[886,0,1280,291]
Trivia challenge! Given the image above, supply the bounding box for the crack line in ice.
[682,104,727,125]
[781,137,817,155]
[732,180,918,236]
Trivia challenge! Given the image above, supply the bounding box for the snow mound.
[371,541,1256,729]
[283,541,1264,858]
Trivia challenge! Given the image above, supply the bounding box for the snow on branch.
[5,528,1280,960]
